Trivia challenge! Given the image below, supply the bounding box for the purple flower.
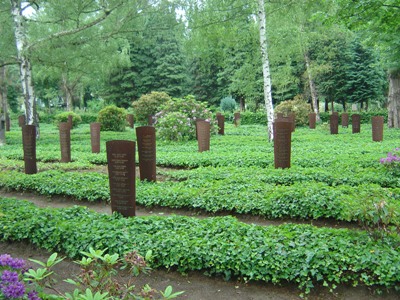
[1,270,19,283]
[1,281,25,298]
[0,254,26,269]
[28,290,41,300]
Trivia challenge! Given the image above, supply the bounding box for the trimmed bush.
[97,105,126,132]
[220,96,237,112]
[274,95,311,126]
[53,112,82,128]
[132,92,171,124]
[155,95,217,141]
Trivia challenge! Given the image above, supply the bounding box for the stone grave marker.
[0,116,5,144]
[274,119,292,169]
[330,113,339,134]
[352,114,361,133]
[6,115,10,131]
[372,116,384,142]
[18,115,25,127]
[308,113,316,129]
[59,122,71,162]
[127,114,134,128]
[289,113,296,132]
[67,114,73,129]
[197,120,210,152]
[195,118,205,140]
[22,125,37,174]
[136,126,156,182]
[234,112,240,126]
[148,115,154,126]
[216,114,225,135]
[90,122,101,153]
[341,113,349,128]
[106,140,136,217]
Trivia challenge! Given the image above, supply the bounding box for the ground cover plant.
[1,120,400,295]
[0,199,400,296]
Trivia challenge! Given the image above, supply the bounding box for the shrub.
[97,105,126,132]
[155,95,217,141]
[220,96,237,112]
[53,112,82,128]
[274,95,311,126]
[132,92,171,124]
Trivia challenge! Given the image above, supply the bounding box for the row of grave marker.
[19,113,387,218]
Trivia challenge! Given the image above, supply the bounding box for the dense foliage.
[53,112,82,128]
[1,121,400,295]
[1,199,400,295]
[132,92,172,124]
[274,95,311,126]
[97,105,126,132]
[155,96,217,141]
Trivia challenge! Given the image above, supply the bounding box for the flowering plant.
[0,254,40,300]
[154,95,217,141]
[379,148,400,176]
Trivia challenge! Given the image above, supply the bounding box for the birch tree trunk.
[387,70,400,128]
[0,66,7,146]
[304,51,320,122]
[10,0,37,127]
[257,0,274,142]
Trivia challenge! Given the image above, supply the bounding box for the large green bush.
[274,95,311,126]
[132,92,171,123]
[155,95,217,141]
[220,96,237,112]
[97,105,126,131]
[53,111,82,128]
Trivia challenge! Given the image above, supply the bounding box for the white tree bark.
[0,66,7,146]
[10,0,36,126]
[257,0,274,141]
[387,70,400,128]
[304,51,320,122]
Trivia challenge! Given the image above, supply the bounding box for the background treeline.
[1,0,397,115]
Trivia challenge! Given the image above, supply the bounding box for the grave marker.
[274,119,292,169]
[234,112,240,126]
[352,114,361,133]
[216,114,225,135]
[372,116,384,142]
[90,122,101,153]
[289,113,296,132]
[197,120,210,152]
[18,115,25,127]
[67,114,73,130]
[106,140,136,217]
[22,125,37,174]
[59,122,71,162]
[127,114,134,128]
[341,113,349,128]
[6,115,10,131]
[330,114,339,134]
[308,113,316,129]
[136,126,156,182]
[148,115,154,126]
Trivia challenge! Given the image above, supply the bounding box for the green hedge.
[1,170,399,224]
[218,110,388,125]
[319,110,387,124]
[1,198,400,294]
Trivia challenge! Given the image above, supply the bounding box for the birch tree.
[10,0,36,126]
[257,0,274,141]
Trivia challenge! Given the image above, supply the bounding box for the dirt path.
[1,190,398,299]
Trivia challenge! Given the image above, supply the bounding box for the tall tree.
[257,0,274,141]
[332,0,400,126]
